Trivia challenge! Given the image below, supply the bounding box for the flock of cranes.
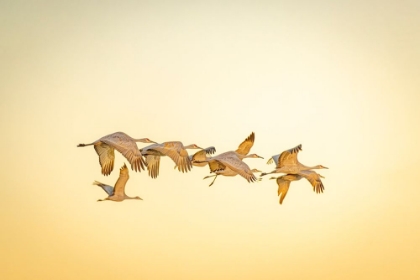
[77,131,328,204]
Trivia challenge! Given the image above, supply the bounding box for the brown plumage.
[141,141,204,178]
[261,144,328,176]
[198,152,264,186]
[78,131,156,176]
[93,163,143,202]
[192,132,262,185]
[270,170,325,204]
[235,132,255,155]
[189,146,217,167]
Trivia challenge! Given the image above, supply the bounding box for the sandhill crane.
[93,163,143,202]
[204,167,262,187]
[195,152,264,185]
[270,170,325,204]
[78,132,156,176]
[140,141,204,178]
[193,132,262,185]
[261,144,328,176]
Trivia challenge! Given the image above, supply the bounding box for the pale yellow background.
[1,1,419,279]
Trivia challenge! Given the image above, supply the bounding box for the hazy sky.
[1,1,419,279]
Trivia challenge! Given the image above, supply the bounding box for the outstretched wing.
[216,155,257,183]
[93,180,114,196]
[101,135,146,172]
[267,154,280,165]
[235,132,255,155]
[299,170,325,193]
[113,164,130,197]
[191,149,208,162]
[277,144,302,168]
[208,160,227,173]
[276,177,291,204]
[203,146,216,155]
[190,147,216,165]
[152,142,192,173]
[145,155,161,179]
[94,143,115,176]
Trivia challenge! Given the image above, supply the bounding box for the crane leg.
[208,175,218,187]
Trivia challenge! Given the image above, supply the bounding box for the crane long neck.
[299,163,321,170]
[239,153,261,160]
[236,153,247,159]
[126,196,142,200]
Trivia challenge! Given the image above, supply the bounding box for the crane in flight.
[141,141,205,178]
[261,144,328,176]
[269,170,325,204]
[93,163,143,202]
[193,132,264,185]
[77,131,156,176]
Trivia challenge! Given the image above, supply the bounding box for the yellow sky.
[1,0,420,279]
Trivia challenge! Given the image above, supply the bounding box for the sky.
[1,0,420,279]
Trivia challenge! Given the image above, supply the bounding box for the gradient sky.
[1,1,420,279]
